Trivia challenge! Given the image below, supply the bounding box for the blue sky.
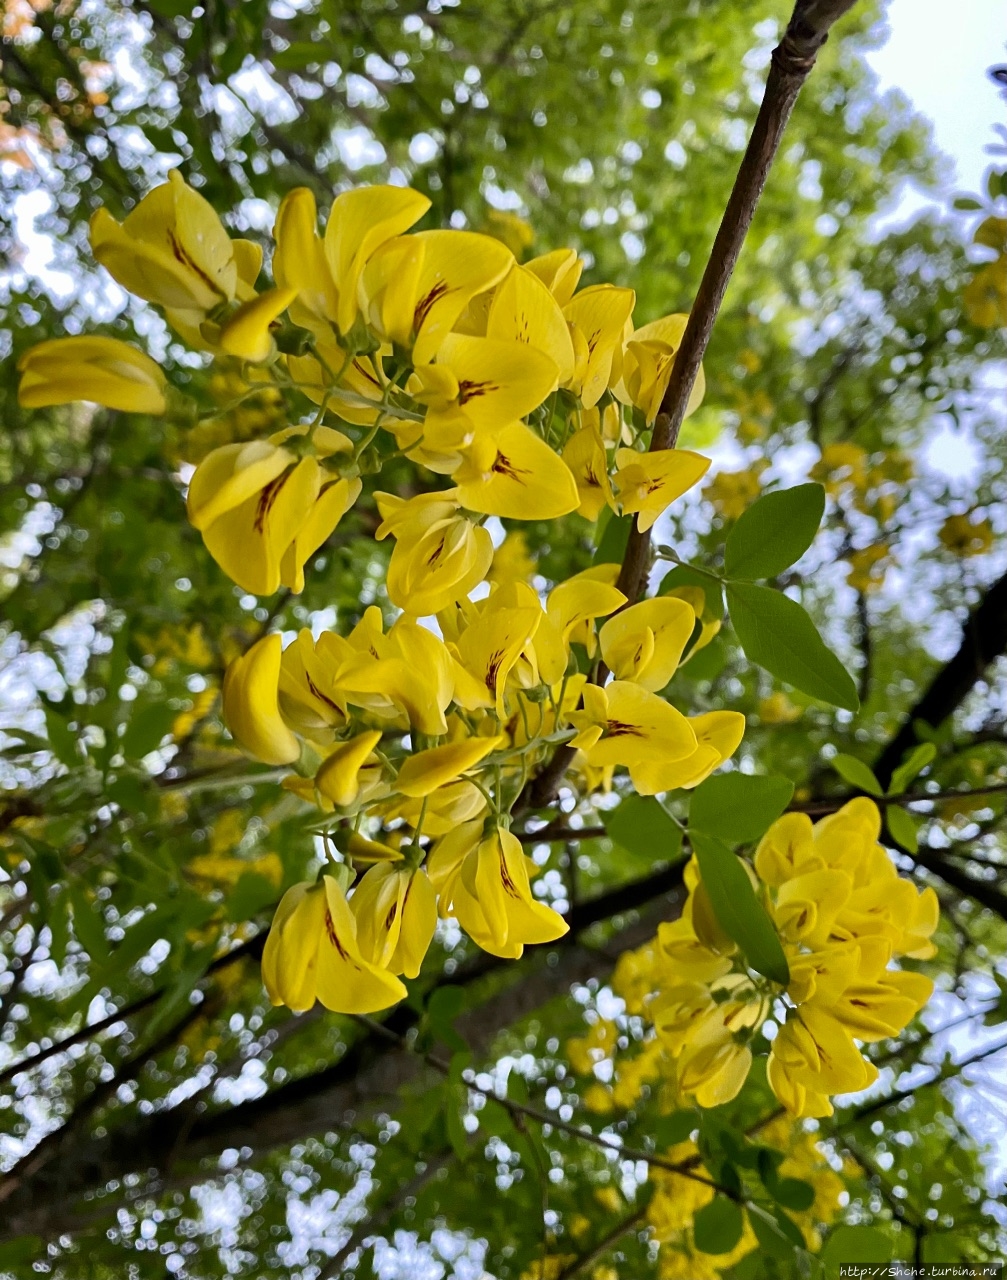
[868,0,1005,196]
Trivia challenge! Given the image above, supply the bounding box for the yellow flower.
[524,247,584,308]
[677,1021,753,1108]
[449,825,569,959]
[221,634,300,765]
[362,229,513,363]
[562,423,615,521]
[275,628,347,739]
[963,255,1007,328]
[898,885,940,959]
[564,284,636,408]
[568,680,697,793]
[218,286,298,363]
[315,730,384,809]
[451,591,543,716]
[394,737,499,797]
[846,543,890,594]
[271,187,341,337]
[350,863,437,978]
[410,332,558,459]
[939,513,995,557]
[613,447,710,532]
[773,869,853,947]
[454,422,580,520]
[599,596,697,691]
[90,171,259,335]
[615,313,706,425]
[627,710,745,794]
[326,184,432,336]
[486,264,576,387]
[187,441,360,596]
[482,208,535,256]
[767,1007,877,1118]
[375,490,494,616]
[262,875,407,1013]
[758,691,802,724]
[533,572,627,684]
[810,442,868,496]
[18,336,168,415]
[337,615,460,737]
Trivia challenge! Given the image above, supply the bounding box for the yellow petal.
[280,476,362,593]
[395,736,499,798]
[455,422,579,520]
[261,880,325,1011]
[18,335,168,415]
[221,634,300,765]
[324,185,431,335]
[315,729,383,808]
[524,247,584,308]
[564,284,635,407]
[314,876,407,1013]
[562,424,614,521]
[201,456,321,595]
[408,230,514,364]
[219,286,298,362]
[599,596,696,690]
[614,447,711,532]
[486,266,575,387]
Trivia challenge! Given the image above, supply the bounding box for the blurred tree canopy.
[1,1,1006,1278]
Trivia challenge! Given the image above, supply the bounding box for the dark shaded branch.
[0,866,686,1240]
[911,844,1007,922]
[873,567,1007,786]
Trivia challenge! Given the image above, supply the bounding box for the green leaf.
[44,703,80,768]
[69,882,107,957]
[593,511,632,565]
[427,985,469,1054]
[690,774,794,843]
[830,753,883,797]
[886,804,919,854]
[727,582,859,712]
[723,483,825,581]
[225,872,278,922]
[952,195,984,211]
[888,742,937,795]
[650,1110,698,1147]
[445,1051,472,1161]
[820,1224,892,1265]
[0,1237,44,1268]
[748,1204,803,1258]
[688,831,790,985]
[693,1196,744,1254]
[605,795,682,863]
[121,701,178,760]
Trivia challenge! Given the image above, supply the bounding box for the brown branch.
[555,1209,647,1280]
[791,780,1007,816]
[873,566,1007,787]
[0,865,688,1240]
[615,0,860,607]
[522,0,859,813]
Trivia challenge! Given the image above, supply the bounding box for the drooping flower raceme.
[18,174,758,1019]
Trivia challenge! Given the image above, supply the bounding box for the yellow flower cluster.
[570,800,936,1120]
[222,569,743,1011]
[18,172,712,601]
[17,173,742,1017]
